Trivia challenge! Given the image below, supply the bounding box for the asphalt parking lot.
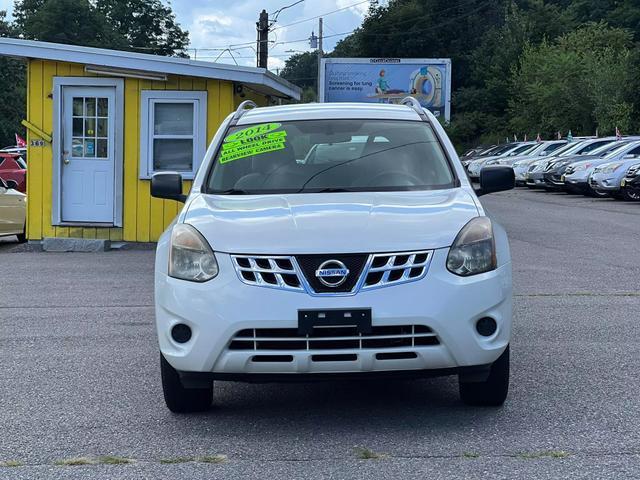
[1,188,639,479]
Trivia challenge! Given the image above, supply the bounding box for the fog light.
[171,323,192,343]
[476,317,497,337]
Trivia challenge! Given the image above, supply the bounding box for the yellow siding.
[26,60,245,242]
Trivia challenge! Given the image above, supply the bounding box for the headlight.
[446,217,496,277]
[602,163,622,173]
[169,224,219,282]
[573,163,592,171]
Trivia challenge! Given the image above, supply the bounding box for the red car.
[0,153,26,193]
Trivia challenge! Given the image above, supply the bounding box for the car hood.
[184,189,480,254]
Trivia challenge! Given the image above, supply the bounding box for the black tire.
[459,345,509,407]
[621,187,640,201]
[587,186,609,198]
[160,354,213,413]
[16,225,26,243]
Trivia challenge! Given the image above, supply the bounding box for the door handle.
[63,150,70,165]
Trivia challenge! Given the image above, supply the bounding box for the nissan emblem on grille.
[315,260,350,287]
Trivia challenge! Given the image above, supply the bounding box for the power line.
[271,0,370,31]
[269,0,494,47]
[271,0,305,22]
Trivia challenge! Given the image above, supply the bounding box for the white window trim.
[140,90,207,180]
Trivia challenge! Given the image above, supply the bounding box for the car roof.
[235,103,425,125]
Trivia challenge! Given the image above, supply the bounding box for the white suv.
[152,99,515,413]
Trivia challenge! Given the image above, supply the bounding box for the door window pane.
[85,98,96,116]
[84,118,96,137]
[72,138,83,157]
[97,98,108,117]
[96,139,108,158]
[153,139,193,170]
[73,98,83,116]
[154,103,194,135]
[73,118,83,136]
[84,139,96,157]
[96,118,108,137]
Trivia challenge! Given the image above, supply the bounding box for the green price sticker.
[219,123,287,164]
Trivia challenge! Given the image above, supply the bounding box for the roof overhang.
[0,37,301,100]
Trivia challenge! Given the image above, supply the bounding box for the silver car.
[525,138,619,188]
[467,142,536,180]
[562,140,640,195]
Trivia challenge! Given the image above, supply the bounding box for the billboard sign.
[319,58,452,122]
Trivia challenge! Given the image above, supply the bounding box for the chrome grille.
[228,324,439,351]
[362,251,431,290]
[231,255,303,292]
[231,250,433,295]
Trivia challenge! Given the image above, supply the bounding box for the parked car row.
[463,138,640,201]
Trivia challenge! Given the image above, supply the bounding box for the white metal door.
[61,87,116,223]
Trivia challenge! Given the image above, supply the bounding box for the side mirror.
[475,166,515,197]
[151,172,187,202]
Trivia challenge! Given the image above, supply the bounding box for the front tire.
[621,187,640,201]
[587,186,609,198]
[459,345,509,406]
[16,225,26,243]
[160,354,213,413]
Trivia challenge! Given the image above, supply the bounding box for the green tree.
[95,0,189,56]
[13,0,189,56]
[0,11,26,147]
[508,23,634,136]
[279,51,318,93]
[16,0,127,49]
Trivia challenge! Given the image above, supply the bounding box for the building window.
[140,90,207,179]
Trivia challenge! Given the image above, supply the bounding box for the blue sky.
[0,0,380,70]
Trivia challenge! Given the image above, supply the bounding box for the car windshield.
[603,142,637,159]
[504,144,533,156]
[206,120,456,194]
[556,141,587,156]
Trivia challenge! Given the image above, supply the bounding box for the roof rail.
[230,100,257,126]
[400,96,429,121]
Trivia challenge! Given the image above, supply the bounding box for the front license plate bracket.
[298,308,372,335]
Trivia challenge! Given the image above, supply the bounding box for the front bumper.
[589,175,620,192]
[526,171,545,187]
[155,250,512,376]
[542,172,564,189]
[564,173,589,192]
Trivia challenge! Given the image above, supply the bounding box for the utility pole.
[317,17,323,101]
[256,9,269,69]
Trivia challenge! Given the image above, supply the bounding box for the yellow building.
[0,38,300,243]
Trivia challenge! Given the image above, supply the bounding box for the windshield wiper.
[300,187,356,193]
[210,188,252,195]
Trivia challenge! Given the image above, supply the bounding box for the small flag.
[616,126,622,140]
[567,130,573,142]
[536,133,542,142]
[15,134,26,148]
